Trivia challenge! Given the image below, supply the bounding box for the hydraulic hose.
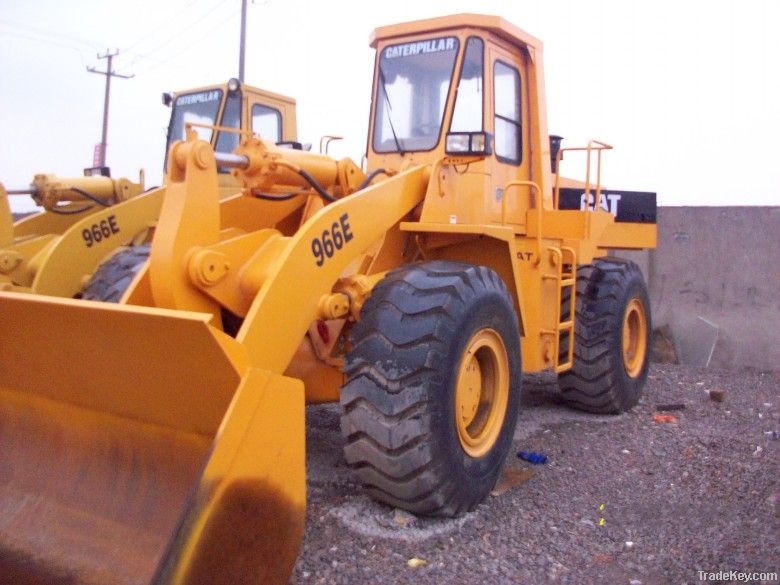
[356,169,388,191]
[297,168,337,203]
[68,187,113,207]
[252,190,307,201]
[49,204,94,215]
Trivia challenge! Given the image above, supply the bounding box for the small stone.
[407,557,427,569]
[629,579,643,585]
[302,571,311,579]
[622,449,631,454]
[594,552,614,565]
[392,508,417,527]
[753,446,763,457]
[652,414,677,424]
[625,541,635,551]
[708,388,725,402]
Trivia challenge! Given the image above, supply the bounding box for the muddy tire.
[557,259,651,414]
[78,244,150,302]
[340,261,522,517]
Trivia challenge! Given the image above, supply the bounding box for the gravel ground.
[292,364,779,585]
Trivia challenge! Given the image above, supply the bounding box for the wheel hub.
[622,297,647,378]
[454,328,510,458]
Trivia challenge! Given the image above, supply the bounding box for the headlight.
[445,132,492,156]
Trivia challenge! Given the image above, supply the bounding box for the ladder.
[541,246,577,372]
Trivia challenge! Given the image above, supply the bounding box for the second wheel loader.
[0,79,297,300]
[0,13,656,585]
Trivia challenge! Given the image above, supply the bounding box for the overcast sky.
[1,0,778,212]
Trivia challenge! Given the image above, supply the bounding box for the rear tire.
[340,261,522,517]
[77,244,150,302]
[557,259,651,414]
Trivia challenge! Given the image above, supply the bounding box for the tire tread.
[340,261,521,516]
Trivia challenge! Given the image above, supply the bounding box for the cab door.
[245,89,298,143]
[487,43,531,230]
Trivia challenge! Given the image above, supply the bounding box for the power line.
[122,0,228,62]
[0,17,105,51]
[130,6,240,76]
[0,27,91,68]
[123,0,205,52]
[0,28,85,55]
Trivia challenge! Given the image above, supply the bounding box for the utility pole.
[87,50,133,168]
[238,0,247,82]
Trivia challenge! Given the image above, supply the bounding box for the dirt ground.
[292,364,779,585]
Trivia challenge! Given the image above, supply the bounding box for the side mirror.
[549,134,564,173]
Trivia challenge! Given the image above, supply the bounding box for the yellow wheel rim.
[622,298,647,378]
[454,328,510,458]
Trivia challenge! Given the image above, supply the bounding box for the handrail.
[502,179,542,264]
[185,122,254,137]
[552,139,613,210]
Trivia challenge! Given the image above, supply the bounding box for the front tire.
[557,259,651,413]
[77,244,150,302]
[340,261,522,517]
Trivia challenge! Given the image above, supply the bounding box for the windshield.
[166,89,223,154]
[373,36,459,153]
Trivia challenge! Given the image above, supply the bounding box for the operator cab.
[163,79,298,180]
[368,14,551,229]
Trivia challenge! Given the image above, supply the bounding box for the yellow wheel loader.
[0,79,297,301]
[0,14,657,584]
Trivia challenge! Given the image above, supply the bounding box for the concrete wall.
[617,206,780,371]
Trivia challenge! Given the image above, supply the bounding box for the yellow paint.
[454,328,510,457]
[0,183,13,247]
[622,298,648,378]
[32,189,163,296]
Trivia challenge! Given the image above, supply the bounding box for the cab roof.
[369,13,543,52]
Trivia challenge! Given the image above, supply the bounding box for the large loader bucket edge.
[153,368,306,584]
[1,295,305,584]
[0,291,248,434]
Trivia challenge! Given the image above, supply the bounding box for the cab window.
[252,104,282,142]
[450,37,484,133]
[373,36,459,152]
[166,89,223,154]
[493,61,522,164]
[215,92,242,155]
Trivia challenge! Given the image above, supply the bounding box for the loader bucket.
[0,292,305,585]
